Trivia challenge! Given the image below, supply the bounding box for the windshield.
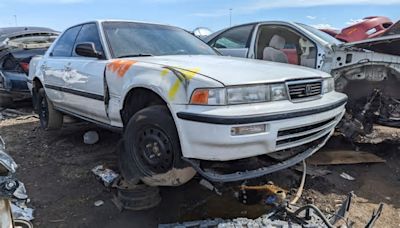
[102,22,218,58]
[296,23,342,45]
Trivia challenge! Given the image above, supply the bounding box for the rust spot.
[107,60,137,77]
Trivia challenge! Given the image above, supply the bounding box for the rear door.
[44,25,82,106]
[66,23,108,123]
[208,24,255,57]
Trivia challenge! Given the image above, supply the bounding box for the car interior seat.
[262,35,289,63]
[299,38,316,68]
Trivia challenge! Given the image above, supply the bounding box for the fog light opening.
[231,124,266,136]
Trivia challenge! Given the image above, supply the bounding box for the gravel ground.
[0,109,399,228]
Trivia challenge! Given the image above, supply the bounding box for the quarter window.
[211,25,254,49]
[51,26,82,57]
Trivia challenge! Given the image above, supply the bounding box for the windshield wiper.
[117,53,153,58]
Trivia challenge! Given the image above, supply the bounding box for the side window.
[73,23,104,57]
[256,25,317,68]
[211,25,254,49]
[51,26,82,57]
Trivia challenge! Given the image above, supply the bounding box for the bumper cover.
[183,129,333,183]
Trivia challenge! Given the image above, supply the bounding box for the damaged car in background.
[28,20,347,186]
[0,27,59,107]
[204,21,400,142]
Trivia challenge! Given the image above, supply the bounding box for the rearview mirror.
[75,42,103,58]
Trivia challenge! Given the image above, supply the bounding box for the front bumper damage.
[183,128,333,183]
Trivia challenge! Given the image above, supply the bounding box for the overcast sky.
[0,0,399,32]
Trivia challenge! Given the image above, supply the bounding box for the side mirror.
[75,42,103,58]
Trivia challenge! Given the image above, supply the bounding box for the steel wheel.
[136,125,174,174]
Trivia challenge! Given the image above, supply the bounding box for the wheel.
[37,88,63,130]
[123,105,195,186]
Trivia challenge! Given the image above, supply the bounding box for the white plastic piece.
[83,131,99,145]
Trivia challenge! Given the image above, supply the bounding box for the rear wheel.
[37,88,63,130]
[123,105,195,186]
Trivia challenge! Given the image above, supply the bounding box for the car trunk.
[343,34,400,56]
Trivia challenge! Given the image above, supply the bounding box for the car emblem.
[305,84,312,95]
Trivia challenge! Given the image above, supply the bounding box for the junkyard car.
[0,27,59,107]
[204,21,400,140]
[28,20,347,186]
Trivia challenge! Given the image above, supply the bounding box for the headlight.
[227,85,270,104]
[190,83,288,105]
[322,78,335,94]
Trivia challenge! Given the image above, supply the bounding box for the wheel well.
[33,78,43,91]
[121,88,168,125]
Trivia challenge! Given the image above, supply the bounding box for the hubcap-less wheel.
[136,126,174,174]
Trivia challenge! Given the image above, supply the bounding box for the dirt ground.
[0,107,399,228]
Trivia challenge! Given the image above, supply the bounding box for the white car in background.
[28,20,347,186]
[204,21,400,141]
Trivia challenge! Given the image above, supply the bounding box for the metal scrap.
[91,165,119,187]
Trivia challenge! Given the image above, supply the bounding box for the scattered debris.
[11,203,34,221]
[308,150,386,165]
[94,200,104,207]
[340,172,356,181]
[293,163,332,177]
[92,165,119,187]
[199,179,222,195]
[112,179,161,211]
[159,192,384,228]
[83,131,99,145]
[92,164,161,211]
[0,136,35,225]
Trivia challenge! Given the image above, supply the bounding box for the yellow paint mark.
[168,79,181,100]
[177,67,200,80]
[162,66,201,101]
[107,60,137,77]
[160,68,170,76]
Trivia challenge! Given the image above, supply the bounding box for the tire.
[123,105,195,186]
[38,88,63,130]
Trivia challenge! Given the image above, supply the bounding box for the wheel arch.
[120,86,174,126]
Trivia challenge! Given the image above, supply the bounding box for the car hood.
[136,55,328,86]
[342,34,400,56]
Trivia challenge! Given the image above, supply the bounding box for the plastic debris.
[94,200,104,207]
[11,203,34,221]
[13,182,28,200]
[83,131,99,145]
[199,179,221,195]
[92,165,119,187]
[340,172,355,181]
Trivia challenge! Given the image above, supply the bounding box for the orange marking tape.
[107,60,137,77]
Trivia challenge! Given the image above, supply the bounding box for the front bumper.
[175,92,347,161]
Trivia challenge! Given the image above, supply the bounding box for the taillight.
[19,62,29,74]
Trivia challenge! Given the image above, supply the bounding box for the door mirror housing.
[75,42,103,58]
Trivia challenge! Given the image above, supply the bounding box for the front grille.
[287,80,322,100]
[276,117,337,147]
[278,117,335,137]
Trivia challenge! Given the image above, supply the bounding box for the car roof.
[66,19,176,30]
[0,27,58,36]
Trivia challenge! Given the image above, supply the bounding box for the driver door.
[65,23,109,124]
